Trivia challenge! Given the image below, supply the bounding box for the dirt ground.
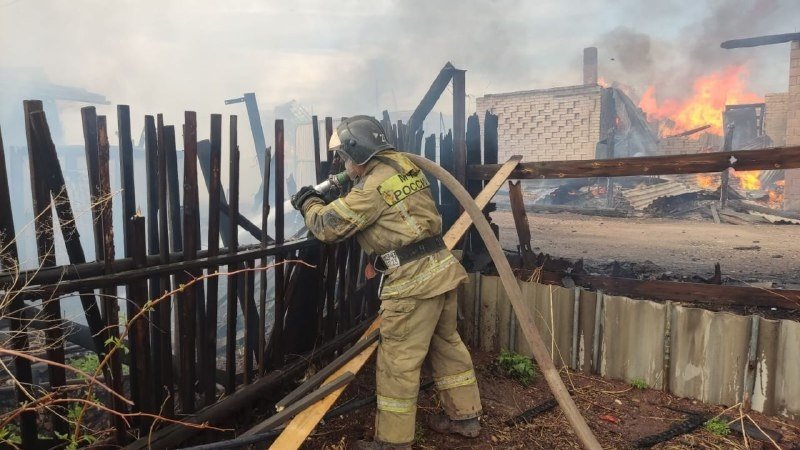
[491,211,800,286]
[304,350,800,449]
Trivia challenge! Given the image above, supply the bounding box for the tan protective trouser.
[375,289,482,444]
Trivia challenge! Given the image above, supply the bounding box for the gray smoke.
[596,0,798,103]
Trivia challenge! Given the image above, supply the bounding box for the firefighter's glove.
[291,185,324,216]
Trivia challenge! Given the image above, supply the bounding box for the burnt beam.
[721,32,800,49]
[467,145,800,180]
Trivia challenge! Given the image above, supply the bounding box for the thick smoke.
[596,0,798,103]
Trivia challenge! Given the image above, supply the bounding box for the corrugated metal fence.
[458,274,800,420]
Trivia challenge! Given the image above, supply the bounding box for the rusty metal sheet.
[600,295,666,389]
[576,289,598,373]
[669,306,750,406]
[754,318,800,420]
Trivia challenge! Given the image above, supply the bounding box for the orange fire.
[768,190,784,208]
[696,173,718,189]
[639,66,762,137]
[732,170,761,191]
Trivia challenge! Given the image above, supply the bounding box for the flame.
[732,170,761,191]
[598,77,609,88]
[768,190,784,208]
[639,66,762,137]
[696,173,718,189]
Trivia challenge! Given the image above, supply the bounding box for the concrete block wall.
[785,41,800,211]
[475,84,602,162]
[657,133,722,156]
[764,92,789,147]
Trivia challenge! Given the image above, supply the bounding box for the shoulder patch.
[376,170,430,206]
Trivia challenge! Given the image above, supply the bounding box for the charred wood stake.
[25,101,68,437]
[179,111,199,413]
[81,106,104,258]
[204,114,223,404]
[97,115,127,442]
[117,105,136,257]
[272,119,286,367]
[143,116,163,391]
[0,125,37,447]
[129,215,154,431]
[225,115,240,394]
[157,114,175,415]
[312,115,322,183]
[259,121,273,376]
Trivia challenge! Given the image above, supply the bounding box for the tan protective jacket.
[302,151,467,299]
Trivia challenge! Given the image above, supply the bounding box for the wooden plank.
[117,105,136,257]
[468,145,800,180]
[269,156,522,449]
[312,115,322,183]
[445,156,523,248]
[710,204,721,224]
[406,62,455,136]
[80,106,103,258]
[259,115,273,376]
[452,68,467,188]
[128,216,154,432]
[508,180,536,268]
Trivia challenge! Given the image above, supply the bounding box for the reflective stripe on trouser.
[376,288,482,444]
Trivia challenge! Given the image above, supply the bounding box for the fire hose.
[404,153,602,450]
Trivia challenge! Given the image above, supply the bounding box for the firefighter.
[291,116,482,449]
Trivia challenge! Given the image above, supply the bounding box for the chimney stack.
[583,47,598,85]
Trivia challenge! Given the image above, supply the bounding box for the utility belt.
[372,235,446,272]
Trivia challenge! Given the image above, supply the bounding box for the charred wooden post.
[452,68,467,189]
[272,119,286,367]
[225,115,240,394]
[204,114,223,404]
[118,105,136,256]
[312,115,323,183]
[165,126,183,253]
[508,181,536,269]
[97,115,127,442]
[81,106,104,258]
[397,119,405,151]
[129,215,154,432]
[466,114,484,253]
[439,130,456,229]
[32,110,106,357]
[606,128,616,208]
[0,125,37,448]
[179,111,199,413]
[156,114,175,415]
[24,100,68,437]
[243,260,254,384]
[406,62,455,142]
[259,119,273,376]
[381,111,394,147]
[325,116,334,165]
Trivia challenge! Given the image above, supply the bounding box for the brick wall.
[657,133,722,156]
[764,92,789,147]
[785,41,800,211]
[475,85,602,162]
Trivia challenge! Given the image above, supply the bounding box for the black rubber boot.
[427,413,481,438]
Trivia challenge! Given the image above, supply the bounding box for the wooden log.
[272,119,286,367]
[123,319,373,450]
[0,125,37,447]
[204,114,223,405]
[225,115,240,395]
[467,145,800,180]
[156,114,175,415]
[24,101,68,437]
[128,216,153,432]
[179,111,199,413]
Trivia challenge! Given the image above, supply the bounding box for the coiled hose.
[405,154,602,450]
